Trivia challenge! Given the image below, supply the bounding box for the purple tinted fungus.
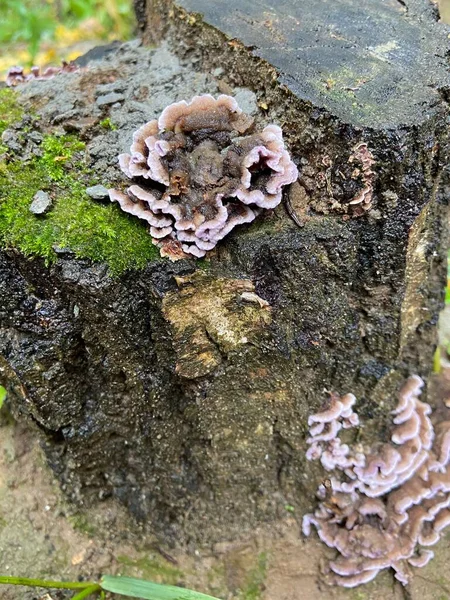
[348,142,375,214]
[303,375,450,588]
[6,62,79,86]
[109,94,298,260]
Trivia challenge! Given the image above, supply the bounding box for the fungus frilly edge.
[109,94,298,260]
[303,375,450,588]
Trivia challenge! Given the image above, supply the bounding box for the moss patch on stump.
[0,89,160,275]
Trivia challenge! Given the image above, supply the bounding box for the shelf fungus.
[303,375,450,588]
[109,94,298,260]
[347,142,375,214]
[6,62,79,87]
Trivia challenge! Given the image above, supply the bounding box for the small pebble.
[234,88,259,116]
[86,184,109,200]
[52,245,74,255]
[120,38,142,51]
[30,190,52,215]
[95,81,126,96]
[1,129,22,153]
[28,131,43,144]
[96,92,125,107]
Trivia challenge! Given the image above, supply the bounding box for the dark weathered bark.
[135,0,172,44]
[1,0,449,545]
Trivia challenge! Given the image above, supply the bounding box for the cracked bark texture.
[1,0,449,545]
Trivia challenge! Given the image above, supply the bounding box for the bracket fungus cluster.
[6,62,79,87]
[347,142,375,214]
[303,375,450,587]
[109,94,298,259]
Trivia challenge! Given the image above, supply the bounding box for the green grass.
[0,0,56,64]
[0,387,6,410]
[0,0,134,65]
[0,574,223,600]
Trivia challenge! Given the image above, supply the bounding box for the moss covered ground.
[0,88,160,275]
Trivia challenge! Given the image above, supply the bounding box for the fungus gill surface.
[109,94,298,260]
[303,375,450,588]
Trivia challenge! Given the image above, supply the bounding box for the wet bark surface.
[1,0,449,546]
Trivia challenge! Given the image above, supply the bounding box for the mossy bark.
[0,0,449,545]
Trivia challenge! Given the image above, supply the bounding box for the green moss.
[117,554,183,585]
[206,563,228,599]
[99,117,118,131]
[192,257,210,272]
[237,552,267,600]
[40,135,86,180]
[0,89,24,136]
[70,514,97,537]
[0,131,160,274]
[351,592,368,600]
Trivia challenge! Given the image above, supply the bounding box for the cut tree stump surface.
[172,0,449,128]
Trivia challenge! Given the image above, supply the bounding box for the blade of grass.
[72,583,102,600]
[100,576,222,600]
[0,575,98,590]
[0,386,6,409]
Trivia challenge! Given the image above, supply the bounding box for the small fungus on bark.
[6,62,79,87]
[347,142,375,214]
[109,94,298,260]
[303,375,450,587]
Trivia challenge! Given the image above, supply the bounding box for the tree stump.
[0,0,449,546]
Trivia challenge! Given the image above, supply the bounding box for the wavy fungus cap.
[303,375,450,588]
[109,94,298,260]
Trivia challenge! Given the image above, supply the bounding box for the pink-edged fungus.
[348,142,375,214]
[6,62,79,87]
[303,375,450,588]
[109,94,298,260]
